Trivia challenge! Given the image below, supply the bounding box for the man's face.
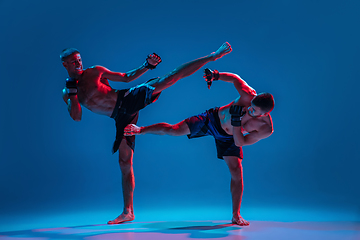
[62,53,83,77]
[248,102,265,117]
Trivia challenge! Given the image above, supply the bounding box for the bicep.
[220,72,256,98]
[62,90,82,121]
[233,79,256,100]
[96,66,126,82]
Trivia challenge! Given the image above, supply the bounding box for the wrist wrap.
[204,68,220,89]
[66,77,78,96]
[213,69,220,80]
[144,61,156,69]
[229,105,244,127]
[144,53,161,69]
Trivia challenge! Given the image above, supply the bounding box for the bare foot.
[107,212,135,224]
[124,124,141,136]
[212,42,232,60]
[232,216,250,226]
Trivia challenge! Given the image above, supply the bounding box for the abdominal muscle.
[77,80,119,117]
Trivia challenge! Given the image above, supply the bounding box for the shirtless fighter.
[124,68,274,226]
[61,42,232,224]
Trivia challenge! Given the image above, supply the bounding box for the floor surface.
[1,207,359,240]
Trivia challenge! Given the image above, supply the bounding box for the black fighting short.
[110,82,160,153]
[185,108,243,159]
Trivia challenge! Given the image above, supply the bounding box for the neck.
[68,72,80,79]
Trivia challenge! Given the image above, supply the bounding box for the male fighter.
[61,42,232,224]
[124,68,274,226]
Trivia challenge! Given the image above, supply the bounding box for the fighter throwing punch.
[61,42,232,224]
[125,67,275,226]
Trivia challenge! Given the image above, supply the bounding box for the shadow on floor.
[0,220,359,240]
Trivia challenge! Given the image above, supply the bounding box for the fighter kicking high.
[124,68,274,226]
[61,42,232,224]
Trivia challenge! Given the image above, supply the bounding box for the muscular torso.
[218,98,272,136]
[76,67,119,117]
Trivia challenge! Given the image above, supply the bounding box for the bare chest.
[76,70,117,115]
[77,70,112,97]
[219,107,268,135]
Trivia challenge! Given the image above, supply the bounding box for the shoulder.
[235,76,257,96]
[245,85,257,97]
[80,66,106,79]
[232,95,253,107]
[88,65,109,73]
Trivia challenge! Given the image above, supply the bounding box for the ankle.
[139,126,144,134]
[123,208,134,215]
[209,53,217,61]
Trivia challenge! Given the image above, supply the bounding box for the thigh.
[215,140,243,160]
[172,120,191,136]
[146,73,179,95]
[185,112,211,139]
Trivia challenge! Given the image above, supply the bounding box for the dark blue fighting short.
[110,81,160,153]
[185,107,243,159]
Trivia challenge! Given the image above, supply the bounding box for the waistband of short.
[209,107,231,136]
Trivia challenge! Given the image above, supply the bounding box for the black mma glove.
[229,105,245,126]
[144,53,162,69]
[204,68,219,89]
[65,77,78,96]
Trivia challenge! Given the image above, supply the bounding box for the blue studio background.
[0,0,359,226]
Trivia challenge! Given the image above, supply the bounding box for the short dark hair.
[60,48,80,62]
[252,92,275,113]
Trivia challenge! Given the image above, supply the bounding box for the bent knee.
[225,159,243,181]
[118,152,133,168]
[119,156,132,165]
[231,174,243,183]
[119,158,133,173]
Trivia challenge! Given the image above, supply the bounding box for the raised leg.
[124,120,190,136]
[148,42,232,94]
[223,156,249,226]
[108,138,135,224]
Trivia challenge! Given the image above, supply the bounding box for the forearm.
[232,126,246,147]
[100,64,148,83]
[123,64,148,82]
[63,89,82,121]
[120,53,162,82]
[67,96,82,121]
[233,126,270,147]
